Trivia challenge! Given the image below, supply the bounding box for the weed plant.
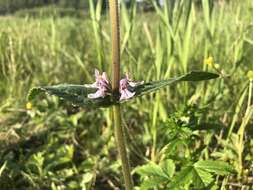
[0,0,253,189]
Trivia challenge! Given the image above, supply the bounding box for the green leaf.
[134,162,169,179]
[0,161,7,177]
[168,165,194,189]
[134,71,219,97]
[160,159,175,178]
[81,173,93,184]
[192,168,214,188]
[27,71,218,108]
[134,162,170,190]
[45,145,74,171]
[194,160,235,175]
[28,84,114,108]
[169,165,214,190]
[169,160,234,189]
[140,177,168,190]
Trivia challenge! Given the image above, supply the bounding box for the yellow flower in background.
[26,102,33,110]
[205,56,214,66]
[247,70,253,80]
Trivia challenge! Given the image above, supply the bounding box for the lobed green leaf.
[168,160,234,189]
[168,165,194,189]
[133,162,169,179]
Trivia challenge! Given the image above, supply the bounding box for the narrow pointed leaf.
[28,84,114,108]
[0,161,7,177]
[134,71,219,97]
[27,71,218,108]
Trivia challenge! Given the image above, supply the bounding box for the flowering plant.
[84,69,111,99]
[27,68,219,190]
[28,70,218,108]
[27,1,219,189]
[83,69,144,101]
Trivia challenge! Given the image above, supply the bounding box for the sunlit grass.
[0,0,253,189]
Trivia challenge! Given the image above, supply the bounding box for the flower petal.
[102,72,109,83]
[88,89,106,99]
[120,89,135,100]
[84,82,99,88]
[129,81,144,87]
[95,69,100,78]
[86,69,111,99]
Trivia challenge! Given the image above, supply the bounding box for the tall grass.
[0,0,253,188]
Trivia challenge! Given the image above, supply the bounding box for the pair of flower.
[84,69,143,100]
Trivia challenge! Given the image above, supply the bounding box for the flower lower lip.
[85,69,143,100]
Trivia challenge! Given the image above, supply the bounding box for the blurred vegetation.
[0,0,90,14]
[0,0,253,189]
[13,6,88,18]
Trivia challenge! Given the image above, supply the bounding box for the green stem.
[109,0,133,189]
[246,80,252,114]
[237,80,253,177]
[113,104,133,189]
[109,0,120,92]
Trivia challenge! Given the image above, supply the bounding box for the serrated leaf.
[169,162,219,189]
[27,71,218,108]
[133,162,169,179]
[192,168,214,188]
[134,71,219,97]
[160,159,175,178]
[135,162,170,190]
[140,176,168,190]
[168,165,194,189]
[168,160,234,189]
[27,84,114,108]
[194,160,235,175]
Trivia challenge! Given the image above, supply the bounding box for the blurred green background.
[0,0,253,189]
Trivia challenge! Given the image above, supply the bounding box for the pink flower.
[85,69,111,99]
[85,70,143,101]
[119,74,144,101]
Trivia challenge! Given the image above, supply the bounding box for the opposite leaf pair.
[28,71,219,109]
[84,69,143,100]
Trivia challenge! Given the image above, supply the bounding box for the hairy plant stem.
[109,0,120,91]
[113,105,133,190]
[109,0,133,189]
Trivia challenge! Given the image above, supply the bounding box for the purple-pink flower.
[85,69,143,100]
[119,74,143,101]
[85,69,111,99]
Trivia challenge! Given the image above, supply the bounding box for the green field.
[0,0,253,189]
